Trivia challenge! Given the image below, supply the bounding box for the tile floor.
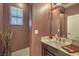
[12,47,30,56]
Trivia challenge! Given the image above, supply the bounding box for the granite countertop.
[41,36,79,56]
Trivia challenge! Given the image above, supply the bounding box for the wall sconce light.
[55,3,65,14]
[49,3,65,11]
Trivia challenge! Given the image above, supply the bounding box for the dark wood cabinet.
[42,42,70,56]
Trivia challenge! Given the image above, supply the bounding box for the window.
[10,6,23,25]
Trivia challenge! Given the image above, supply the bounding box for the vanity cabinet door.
[42,48,55,56]
[42,42,55,56]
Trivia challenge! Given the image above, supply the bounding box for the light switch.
[35,29,38,34]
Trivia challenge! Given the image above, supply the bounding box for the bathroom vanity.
[41,36,79,56]
[42,42,70,56]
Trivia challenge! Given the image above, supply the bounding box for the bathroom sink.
[41,37,71,47]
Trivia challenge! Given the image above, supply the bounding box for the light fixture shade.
[60,7,65,13]
[54,3,63,9]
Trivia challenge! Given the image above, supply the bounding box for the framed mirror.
[67,14,79,40]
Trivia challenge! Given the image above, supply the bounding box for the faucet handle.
[59,36,61,42]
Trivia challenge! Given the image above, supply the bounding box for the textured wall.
[30,3,50,56]
[0,3,4,55]
[3,3,29,52]
[0,4,3,30]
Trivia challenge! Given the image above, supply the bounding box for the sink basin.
[41,36,72,50]
[41,38,71,48]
